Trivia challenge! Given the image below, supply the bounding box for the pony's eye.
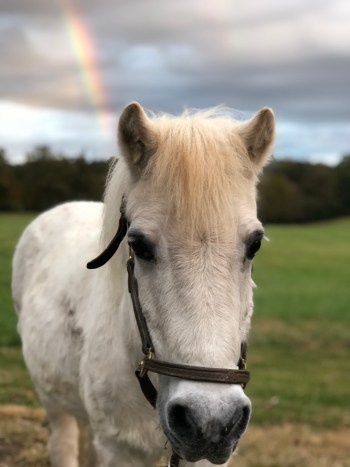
[246,231,264,260]
[131,241,155,261]
[128,232,156,262]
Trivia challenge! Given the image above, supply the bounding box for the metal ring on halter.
[168,452,181,467]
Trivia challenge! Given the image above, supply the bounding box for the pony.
[12,102,275,466]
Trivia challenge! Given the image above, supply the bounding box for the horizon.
[2,143,349,168]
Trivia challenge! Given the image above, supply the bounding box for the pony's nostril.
[238,403,251,433]
[222,403,251,437]
[168,403,197,438]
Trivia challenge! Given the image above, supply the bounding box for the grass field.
[250,218,350,427]
[0,214,35,347]
[1,213,350,465]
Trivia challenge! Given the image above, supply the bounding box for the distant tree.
[8,147,109,211]
[1,147,350,222]
[261,159,341,221]
[0,149,10,209]
[0,149,21,210]
[258,173,305,223]
[335,155,350,215]
[26,145,59,162]
[302,163,340,220]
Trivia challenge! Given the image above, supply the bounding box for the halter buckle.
[238,356,246,370]
[138,348,154,377]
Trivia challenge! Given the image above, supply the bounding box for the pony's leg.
[94,436,158,467]
[46,408,80,467]
[81,424,99,467]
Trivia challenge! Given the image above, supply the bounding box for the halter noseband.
[87,198,250,466]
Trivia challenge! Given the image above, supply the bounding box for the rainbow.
[62,0,111,131]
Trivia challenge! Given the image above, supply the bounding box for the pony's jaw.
[157,379,251,463]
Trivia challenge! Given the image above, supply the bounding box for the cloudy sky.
[1,0,349,164]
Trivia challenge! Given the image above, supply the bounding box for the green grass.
[247,219,350,427]
[0,213,349,427]
[0,346,39,406]
[0,213,35,346]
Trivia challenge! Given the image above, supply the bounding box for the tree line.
[1,146,349,223]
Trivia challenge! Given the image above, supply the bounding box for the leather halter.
[87,199,250,466]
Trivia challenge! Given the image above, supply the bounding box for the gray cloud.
[0,0,349,161]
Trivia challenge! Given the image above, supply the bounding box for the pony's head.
[104,102,275,463]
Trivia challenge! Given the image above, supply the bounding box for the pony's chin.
[175,451,234,465]
[203,442,238,465]
[167,435,237,465]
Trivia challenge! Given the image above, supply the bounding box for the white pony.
[12,102,275,467]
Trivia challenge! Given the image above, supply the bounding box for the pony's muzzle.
[165,394,251,463]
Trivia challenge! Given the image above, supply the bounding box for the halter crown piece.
[87,197,250,467]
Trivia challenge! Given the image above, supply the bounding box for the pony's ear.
[238,107,275,172]
[118,102,157,174]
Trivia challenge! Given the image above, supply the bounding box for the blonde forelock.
[143,109,254,238]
